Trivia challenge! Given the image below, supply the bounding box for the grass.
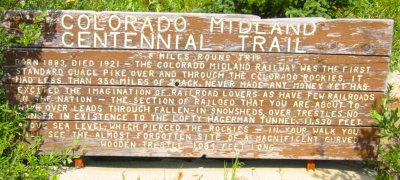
[224,158,245,180]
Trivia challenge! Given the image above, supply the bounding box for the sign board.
[1,10,393,160]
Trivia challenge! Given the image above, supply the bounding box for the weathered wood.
[3,49,389,91]
[28,121,378,160]
[2,10,393,160]
[7,85,382,126]
[1,11,394,55]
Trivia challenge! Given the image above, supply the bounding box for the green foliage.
[391,52,400,72]
[234,0,354,18]
[234,0,290,18]
[0,101,80,179]
[224,158,245,180]
[0,5,80,179]
[15,12,46,46]
[370,85,400,180]
[194,0,235,13]
[0,0,234,13]
[285,0,331,17]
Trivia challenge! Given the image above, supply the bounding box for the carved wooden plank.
[2,10,392,160]
[3,49,389,91]
[6,85,382,126]
[28,121,378,160]
[1,11,393,55]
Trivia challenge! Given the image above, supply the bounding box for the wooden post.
[306,160,316,171]
[74,157,84,168]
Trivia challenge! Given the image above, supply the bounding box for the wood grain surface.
[2,10,393,159]
[28,121,378,160]
[3,49,389,91]
[7,85,382,126]
[1,10,394,55]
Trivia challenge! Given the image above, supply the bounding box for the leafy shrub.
[1,0,234,13]
[0,4,79,179]
[0,102,79,179]
[370,85,400,180]
[234,0,290,17]
[285,0,331,17]
[234,0,354,18]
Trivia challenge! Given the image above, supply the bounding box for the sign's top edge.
[1,10,262,19]
[1,10,394,22]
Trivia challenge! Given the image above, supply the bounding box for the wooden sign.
[1,10,393,160]
[3,49,389,91]
[6,85,382,126]
[1,11,393,55]
[28,121,378,159]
